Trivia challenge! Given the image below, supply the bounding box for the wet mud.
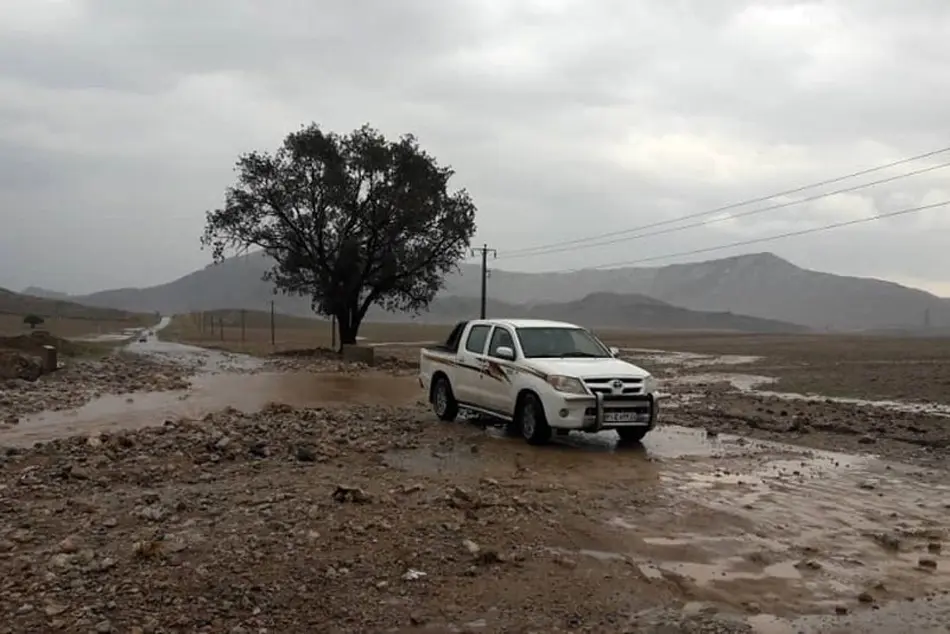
[5,371,421,446]
[2,326,949,631]
[384,422,950,628]
[666,372,950,417]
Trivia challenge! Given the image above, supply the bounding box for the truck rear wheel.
[431,375,459,422]
[519,393,551,446]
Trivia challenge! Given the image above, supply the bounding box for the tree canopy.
[23,314,44,329]
[201,123,477,346]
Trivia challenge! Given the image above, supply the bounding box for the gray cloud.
[1,0,949,296]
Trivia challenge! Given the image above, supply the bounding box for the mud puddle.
[747,593,950,633]
[3,372,422,446]
[70,330,141,343]
[128,337,263,373]
[384,424,785,481]
[610,444,950,619]
[667,372,950,417]
[396,422,950,622]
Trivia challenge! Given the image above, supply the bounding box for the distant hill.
[49,250,950,332]
[440,252,950,331]
[0,287,149,322]
[385,292,806,333]
[21,286,70,300]
[175,292,805,334]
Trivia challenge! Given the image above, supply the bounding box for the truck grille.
[584,394,653,417]
[583,377,644,396]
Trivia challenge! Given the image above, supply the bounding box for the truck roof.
[470,318,581,329]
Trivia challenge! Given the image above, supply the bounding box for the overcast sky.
[2,0,949,296]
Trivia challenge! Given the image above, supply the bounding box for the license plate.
[603,411,648,423]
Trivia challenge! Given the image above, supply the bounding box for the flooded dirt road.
[2,331,948,631]
[2,396,946,632]
[4,371,421,445]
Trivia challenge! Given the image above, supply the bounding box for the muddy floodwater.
[382,418,950,632]
[6,371,422,446]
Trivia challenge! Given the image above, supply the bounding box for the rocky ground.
[637,354,950,470]
[0,403,762,634]
[662,380,950,469]
[1,337,949,633]
[0,353,191,425]
[264,347,418,376]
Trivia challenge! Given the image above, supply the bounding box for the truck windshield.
[515,327,611,359]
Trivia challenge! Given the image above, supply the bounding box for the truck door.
[454,324,491,404]
[483,325,518,416]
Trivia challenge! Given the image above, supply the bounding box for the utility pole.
[471,244,497,319]
[270,300,276,347]
[219,317,224,341]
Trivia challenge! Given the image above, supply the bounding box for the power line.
[497,144,950,259]
[537,199,949,274]
[497,160,950,261]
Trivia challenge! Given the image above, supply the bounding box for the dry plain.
[0,314,149,340]
[1,312,948,633]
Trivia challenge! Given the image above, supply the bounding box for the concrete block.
[41,345,58,373]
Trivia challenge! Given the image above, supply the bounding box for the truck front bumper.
[545,393,661,432]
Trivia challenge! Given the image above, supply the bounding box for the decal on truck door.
[483,360,512,383]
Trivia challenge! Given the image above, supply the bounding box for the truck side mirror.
[609,347,620,357]
[495,346,515,360]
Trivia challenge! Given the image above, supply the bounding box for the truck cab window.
[464,325,491,353]
[488,328,514,357]
[445,321,467,351]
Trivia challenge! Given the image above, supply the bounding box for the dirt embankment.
[0,332,79,381]
[266,347,418,375]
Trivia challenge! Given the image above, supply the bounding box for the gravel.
[0,353,192,424]
[0,403,675,633]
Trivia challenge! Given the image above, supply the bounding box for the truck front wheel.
[616,427,650,444]
[518,393,551,446]
[431,375,459,422]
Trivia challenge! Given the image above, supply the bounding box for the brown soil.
[0,353,192,424]
[3,328,950,632]
[161,313,448,356]
[0,330,81,356]
[666,388,950,468]
[266,347,418,375]
[2,401,947,633]
[0,403,742,634]
[607,331,950,405]
[0,351,42,381]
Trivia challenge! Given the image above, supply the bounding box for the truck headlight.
[643,375,658,393]
[546,375,588,395]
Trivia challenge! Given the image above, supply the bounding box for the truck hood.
[524,357,651,379]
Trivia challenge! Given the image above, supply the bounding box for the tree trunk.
[335,305,362,349]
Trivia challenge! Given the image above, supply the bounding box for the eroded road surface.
[0,332,948,632]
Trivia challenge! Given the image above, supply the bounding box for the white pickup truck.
[419,318,659,445]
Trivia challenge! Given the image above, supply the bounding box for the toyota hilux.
[419,319,659,445]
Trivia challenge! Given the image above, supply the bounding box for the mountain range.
[0,287,146,322]
[23,251,950,332]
